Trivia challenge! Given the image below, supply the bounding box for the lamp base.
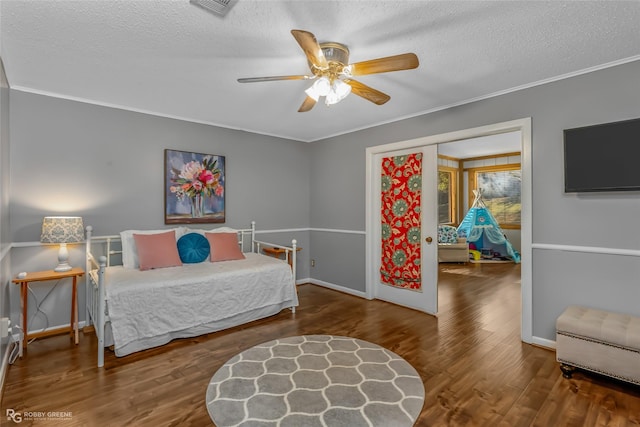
[55,243,72,272]
[54,263,73,272]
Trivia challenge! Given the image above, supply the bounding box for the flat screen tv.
[564,117,640,192]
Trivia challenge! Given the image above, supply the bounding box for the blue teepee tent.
[457,190,521,263]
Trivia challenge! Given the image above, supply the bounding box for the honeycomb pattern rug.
[205,335,425,427]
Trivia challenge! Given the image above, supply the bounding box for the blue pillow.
[177,233,210,264]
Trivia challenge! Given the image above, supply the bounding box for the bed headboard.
[86,221,257,269]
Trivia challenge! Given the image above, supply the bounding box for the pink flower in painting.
[199,170,214,185]
[215,185,224,197]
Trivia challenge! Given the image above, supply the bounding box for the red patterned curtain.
[380,153,422,291]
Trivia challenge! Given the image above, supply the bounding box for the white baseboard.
[23,320,87,337]
[307,278,368,299]
[532,336,556,350]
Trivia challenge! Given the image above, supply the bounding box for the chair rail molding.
[532,243,640,257]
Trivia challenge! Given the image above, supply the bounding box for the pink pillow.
[205,232,246,262]
[133,231,182,271]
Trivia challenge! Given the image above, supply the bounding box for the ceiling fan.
[238,30,419,112]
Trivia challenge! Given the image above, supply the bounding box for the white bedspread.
[104,253,298,355]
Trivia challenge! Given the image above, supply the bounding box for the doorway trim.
[365,117,533,343]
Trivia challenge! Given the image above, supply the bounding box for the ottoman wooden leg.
[560,363,576,379]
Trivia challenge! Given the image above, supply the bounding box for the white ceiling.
[438,130,521,159]
[2,1,639,142]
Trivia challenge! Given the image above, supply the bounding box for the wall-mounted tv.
[564,117,640,192]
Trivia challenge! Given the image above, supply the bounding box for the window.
[469,165,521,229]
[438,168,457,224]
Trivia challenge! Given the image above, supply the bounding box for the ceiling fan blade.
[291,29,328,70]
[349,53,419,76]
[298,96,317,112]
[344,79,390,105]
[238,75,311,83]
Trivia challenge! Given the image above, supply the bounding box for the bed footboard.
[85,226,109,367]
[253,238,298,313]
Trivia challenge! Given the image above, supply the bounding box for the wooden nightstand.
[12,267,85,352]
[262,246,301,270]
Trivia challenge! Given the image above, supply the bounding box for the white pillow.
[186,226,238,235]
[120,227,186,269]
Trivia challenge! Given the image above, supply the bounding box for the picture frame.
[164,149,225,224]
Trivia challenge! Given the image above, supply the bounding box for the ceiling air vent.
[190,0,238,17]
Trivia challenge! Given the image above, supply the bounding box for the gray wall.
[309,60,640,341]
[309,231,366,293]
[9,92,311,239]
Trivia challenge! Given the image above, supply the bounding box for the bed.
[85,221,298,367]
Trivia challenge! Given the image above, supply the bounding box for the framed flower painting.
[164,149,225,224]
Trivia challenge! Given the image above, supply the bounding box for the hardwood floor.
[2,263,639,426]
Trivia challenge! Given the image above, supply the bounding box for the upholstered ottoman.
[556,305,640,385]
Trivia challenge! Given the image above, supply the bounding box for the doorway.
[437,131,523,335]
[365,118,532,343]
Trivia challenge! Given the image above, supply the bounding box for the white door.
[372,145,438,314]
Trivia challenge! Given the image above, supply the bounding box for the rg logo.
[6,409,22,423]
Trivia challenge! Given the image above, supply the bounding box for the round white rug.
[206,335,425,427]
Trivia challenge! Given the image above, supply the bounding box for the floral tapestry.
[380,153,422,291]
[165,149,225,224]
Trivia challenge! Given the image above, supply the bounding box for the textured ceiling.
[2,1,639,142]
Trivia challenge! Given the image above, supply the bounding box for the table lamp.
[40,216,84,272]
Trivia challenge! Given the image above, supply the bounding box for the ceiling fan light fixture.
[325,79,352,106]
[315,77,332,96]
[334,79,351,98]
[305,76,331,101]
[324,91,340,106]
[304,86,319,101]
